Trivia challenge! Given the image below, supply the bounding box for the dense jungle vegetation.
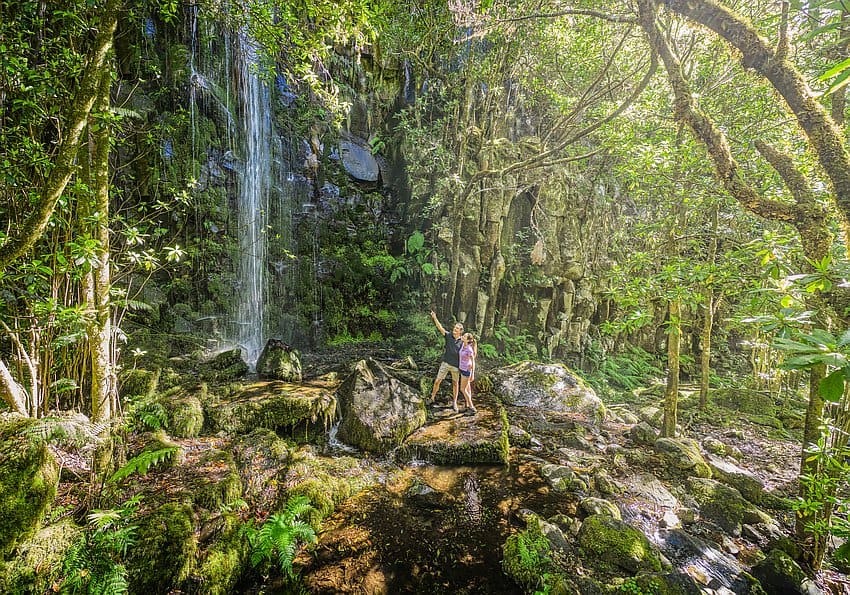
[5,0,850,593]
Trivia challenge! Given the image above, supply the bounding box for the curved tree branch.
[662,0,850,227]
[0,0,120,270]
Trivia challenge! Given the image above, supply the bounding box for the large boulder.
[200,348,248,381]
[256,339,302,382]
[339,139,379,181]
[0,519,82,594]
[0,415,59,556]
[491,361,605,422]
[706,454,770,506]
[336,358,427,454]
[578,514,662,573]
[205,378,338,438]
[686,477,771,536]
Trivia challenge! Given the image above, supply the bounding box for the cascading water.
[232,33,271,368]
[187,7,317,359]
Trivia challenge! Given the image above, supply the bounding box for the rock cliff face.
[112,5,619,362]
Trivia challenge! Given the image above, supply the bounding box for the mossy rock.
[206,380,338,440]
[712,388,776,416]
[232,429,292,509]
[195,349,248,382]
[502,516,553,591]
[188,513,249,595]
[126,501,197,594]
[0,415,60,556]
[750,548,816,595]
[161,391,205,438]
[280,447,376,525]
[654,437,712,479]
[0,519,82,594]
[577,514,662,573]
[619,572,703,595]
[191,450,243,511]
[686,477,770,536]
[119,368,160,399]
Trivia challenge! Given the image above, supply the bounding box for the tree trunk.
[88,68,115,422]
[699,206,719,410]
[662,298,681,437]
[0,0,120,270]
[796,364,827,570]
[0,358,28,416]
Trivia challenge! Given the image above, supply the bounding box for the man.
[429,310,463,412]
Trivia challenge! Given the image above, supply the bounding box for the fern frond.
[109,447,177,483]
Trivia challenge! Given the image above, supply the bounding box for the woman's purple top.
[459,344,475,372]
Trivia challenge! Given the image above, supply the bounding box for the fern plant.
[61,496,141,595]
[109,447,178,483]
[246,495,317,577]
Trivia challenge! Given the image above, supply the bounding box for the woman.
[458,332,477,415]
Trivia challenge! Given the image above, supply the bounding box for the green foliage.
[246,495,317,577]
[774,328,850,402]
[793,428,850,544]
[125,396,167,431]
[108,447,178,484]
[60,496,140,595]
[586,346,664,394]
[492,324,536,362]
[619,577,658,595]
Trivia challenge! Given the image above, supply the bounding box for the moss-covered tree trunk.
[662,298,681,438]
[86,68,115,422]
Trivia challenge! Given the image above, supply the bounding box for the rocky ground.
[2,349,848,594]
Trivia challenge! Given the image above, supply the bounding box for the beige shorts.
[435,361,460,382]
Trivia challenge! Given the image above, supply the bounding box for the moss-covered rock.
[712,388,776,417]
[256,339,302,382]
[280,446,377,525]
[502,516,553,592]
[200,349,248,381]
[654,437,712,479]
[619,572,703,595]
[577,514,662,573]
[750,548,817,595]
[126,501,197,594]
[491,361,605,424]
[232,429,292,510]
[161,390,205,438]
[191,449,243,511]
[0,414,60,556]
[336,358,426,454]
[206,380,338,439]
[0,519,82,594]
[119,368,160,399]
[188,513,249,595]
[686,477,770,536]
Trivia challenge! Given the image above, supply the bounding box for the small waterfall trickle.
[233,33,271,368]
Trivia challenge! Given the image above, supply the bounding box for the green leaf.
[820,68,850,97]
[820,369,846,402]
[819,57,850,82]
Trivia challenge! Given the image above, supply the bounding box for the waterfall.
[233,33,271,368]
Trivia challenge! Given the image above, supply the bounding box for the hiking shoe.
[452,404,459,413]
[466,407,477,416]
